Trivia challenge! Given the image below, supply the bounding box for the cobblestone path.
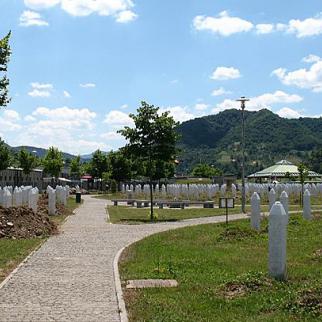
[0,196,247,322]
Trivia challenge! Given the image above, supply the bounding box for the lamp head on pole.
[236,96,250,110]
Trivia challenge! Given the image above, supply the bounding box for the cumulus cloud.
[194,103,209,111]
[104,110,134,127]
[276,107,303,119]
[19,10,48,27]
[286,14,322,38]
[80,83,96,88]
[272,56,322,92]
[212,90,303,114]
[159,106,195,123]
[211,66,241,80]
[256,23,274,34]
[0,110,22,131]
[211,87,232,96]
[24,0,60,10]
[28,82,53,97]
[100,131,123,140]
[63,90,71,98]
[193,11,253,36]
[115,10,138,23]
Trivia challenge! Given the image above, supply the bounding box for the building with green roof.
[248,160,321,181]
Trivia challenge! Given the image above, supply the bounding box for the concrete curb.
[113,246,129,322]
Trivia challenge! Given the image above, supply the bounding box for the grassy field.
[0,197,80,283]
[107,206,245,223]
[120,214,322,321]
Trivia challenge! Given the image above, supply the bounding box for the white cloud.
[287,14,322,38]
[0,110,22,131]
[159,106,194,122]
[211,87,232,96]
[63,90,71,98]
[256,23,274,34]
[212,90,303,114]
[104,110,134,127]
[80,83,96,88]
[302,54,321,63]
[60,0,135,18]
[24,115,36,122]
[194,103,209,111]
[120,104,128,109]
[211,66,241,80]
[115,10,137,23]
[276,107,303,119]
[193,11,253,36]
[3,110,20,121]
[100,131,123,140]
[28,82,53,97]
[24,0,60,10]
[272,57,322,92]
[19,10,49,27]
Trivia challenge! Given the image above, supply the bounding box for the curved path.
[0,195,247,322]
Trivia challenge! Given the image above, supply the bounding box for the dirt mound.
[0,206,57,239]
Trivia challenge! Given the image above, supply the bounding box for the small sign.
[219,198,235,209]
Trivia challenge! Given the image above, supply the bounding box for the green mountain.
[176,109,322,175]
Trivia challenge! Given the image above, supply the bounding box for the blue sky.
[0,0,322,154]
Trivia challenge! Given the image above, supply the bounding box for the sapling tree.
[119,101,178,220]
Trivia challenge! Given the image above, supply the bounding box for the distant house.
[0,167,43,189]
[247,160,321,182]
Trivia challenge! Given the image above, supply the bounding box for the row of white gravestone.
[122,183,235,200]
[122,182,321,201]
[251,189,312,280]
[0,186,39,212]
[46,185,70,216]
[242,182,322,199]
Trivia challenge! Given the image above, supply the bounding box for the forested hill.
[176,109,322,175]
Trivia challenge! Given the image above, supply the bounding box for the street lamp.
[236,96,249,214]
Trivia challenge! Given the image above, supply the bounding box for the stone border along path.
[0,195,247,322]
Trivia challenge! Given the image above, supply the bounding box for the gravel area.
[0,195,247,322]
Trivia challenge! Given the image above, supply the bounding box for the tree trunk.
[149,177,154,221]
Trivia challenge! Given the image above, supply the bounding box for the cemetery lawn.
[120,214,322,321]
[0,238,44,283]
[107,206,244,224]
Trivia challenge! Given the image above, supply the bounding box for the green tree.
[107,150,132,184]
[70,155,82,179]
[192,163,222,178]
[18,149,37,175]
[308,149,322,174]
[0,31,11,108]
[119,101,178,220]
[0,138,11,171]
[42,146,64,178]
[90,150,108,179]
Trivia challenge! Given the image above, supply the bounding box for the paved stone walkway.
[0,196,247,322]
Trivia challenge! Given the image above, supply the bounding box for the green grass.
[120,213,322,321]
[0,238,44,283]
[0,197,80,283]
[107,206,243,224]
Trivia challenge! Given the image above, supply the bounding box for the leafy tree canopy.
[18,149,37,175]
[90,149,108,179]
[191,163,222,178]
[70,155,82,179]
[0,31,11,108]
[106,149,132,182]
[0,138,11,171]
[42,146,64,178]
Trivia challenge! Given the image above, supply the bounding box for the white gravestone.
[268,202,288,280]
[268,188,276,210]
[280,191,289,222]
[48,187,56,215]
[303,189,312,220]
[251,192,261,231]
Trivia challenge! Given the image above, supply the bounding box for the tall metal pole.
[236,97,249,214]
